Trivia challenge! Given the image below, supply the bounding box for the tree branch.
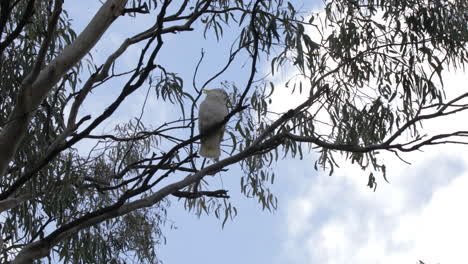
[0,194,32,213]
[172,190,229,199]
[0,0,129,179]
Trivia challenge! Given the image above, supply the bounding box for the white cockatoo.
[198,88,229,159]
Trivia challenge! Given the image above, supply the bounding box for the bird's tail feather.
[200,133,222,159]
[200,144,220,159]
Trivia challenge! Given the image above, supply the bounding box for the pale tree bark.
[0,194,31,213]
[0,0,129,179]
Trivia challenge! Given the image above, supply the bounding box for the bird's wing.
[199,98,226,133]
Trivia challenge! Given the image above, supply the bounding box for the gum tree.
[0,0,467,263]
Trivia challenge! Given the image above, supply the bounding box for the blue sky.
[64,1,468,263]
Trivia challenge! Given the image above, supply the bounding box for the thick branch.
[0,194,32,213]
[11,129,277,263]
[0,0,129,179]
[0,0,221,200]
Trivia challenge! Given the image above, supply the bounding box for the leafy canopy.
[0,0,466,263]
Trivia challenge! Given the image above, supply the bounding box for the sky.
[63,1,468,264]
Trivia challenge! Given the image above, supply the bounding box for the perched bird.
[198,88,229,159]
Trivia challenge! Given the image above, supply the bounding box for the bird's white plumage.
[198,89,228,159]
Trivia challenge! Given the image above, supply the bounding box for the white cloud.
[392,172,468,263]
[282,150,467,264]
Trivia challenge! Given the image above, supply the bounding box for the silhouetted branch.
[172,190,229,199]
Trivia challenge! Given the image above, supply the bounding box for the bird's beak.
[202,89,210,94]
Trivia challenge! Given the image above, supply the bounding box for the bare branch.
[172,190,230,199]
